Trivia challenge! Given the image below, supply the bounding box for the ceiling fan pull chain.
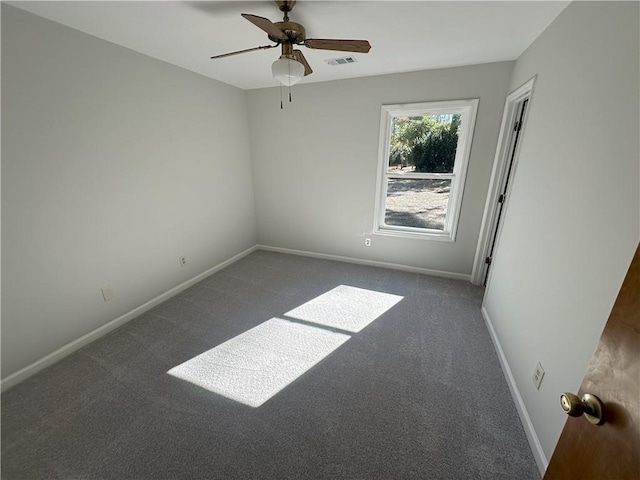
[280,84,284,109]
[288,60,292,103]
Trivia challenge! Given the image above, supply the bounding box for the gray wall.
[247,62,514,277]
[483,1,639,462]
[1,5,258,378]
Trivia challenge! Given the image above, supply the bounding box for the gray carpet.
[1,251,540,479]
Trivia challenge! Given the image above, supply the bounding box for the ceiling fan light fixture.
[272,56,305,86]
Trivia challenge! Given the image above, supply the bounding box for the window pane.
[384,179,451,230]
[388,114,461,174]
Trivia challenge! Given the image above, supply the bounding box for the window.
[374,99,478,241]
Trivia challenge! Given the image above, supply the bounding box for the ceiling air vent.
[325,56,358,66]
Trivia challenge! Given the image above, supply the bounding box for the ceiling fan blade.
[293,49,313,76]
[210,44,276,60]
[304,39,371,54]
[241,13,288,41]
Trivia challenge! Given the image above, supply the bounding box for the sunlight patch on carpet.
[284,285,404,333]
[168,318,350,407]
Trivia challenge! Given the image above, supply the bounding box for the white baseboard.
[1,245,258,392]
[2,244,467,391]
[481,305,548,476]
[257,245,472,282]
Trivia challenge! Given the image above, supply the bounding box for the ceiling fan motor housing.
[270,22,306,44]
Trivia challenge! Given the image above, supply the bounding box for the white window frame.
[374,99,479,242]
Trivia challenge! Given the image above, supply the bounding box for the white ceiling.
[7,1,569,90]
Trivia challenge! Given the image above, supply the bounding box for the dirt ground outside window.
[384,178,450,230]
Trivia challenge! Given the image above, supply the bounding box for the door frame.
[471,76,536,285]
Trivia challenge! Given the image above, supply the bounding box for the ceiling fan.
[210,0,371,87]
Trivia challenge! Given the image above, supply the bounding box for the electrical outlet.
[532,362,545,390]
[365,238,371,247]
[101,285,114,302]
[179,256,187,267]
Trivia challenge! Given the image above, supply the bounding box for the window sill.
[374,227,455,242]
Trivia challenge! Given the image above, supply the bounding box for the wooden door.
[544,243,640,479]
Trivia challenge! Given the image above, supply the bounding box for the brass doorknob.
[560,392,604,425]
